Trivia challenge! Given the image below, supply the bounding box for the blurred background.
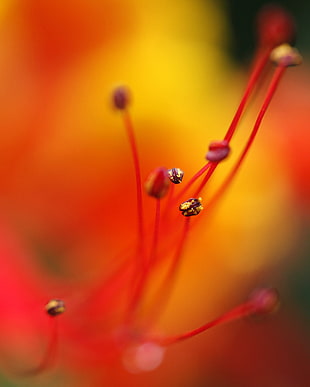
[0,0,309,386]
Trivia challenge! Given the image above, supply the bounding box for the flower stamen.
[171,8,294,203]
[16,300,64,376]
[126,168,171,322]
[207,49,301,210]
[145,217,192,326]
[113,86,146,267]
[153,288,279,346]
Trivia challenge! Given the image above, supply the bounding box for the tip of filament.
[206,140,230,162]
[145,167,170,199]
[256,5,295,47]
[270,44,302,67]
[112,86,131,110]
[248,287,280,316]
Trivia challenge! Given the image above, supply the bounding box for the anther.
[179,197,203,217]
[145,167,170,199]
[248,288,280,316]
[256,5,295,47]
[167,168,184,184]
[112,86,131,110]
[270,44,302,67]
[45,299,65,317]
[206,140,230,162]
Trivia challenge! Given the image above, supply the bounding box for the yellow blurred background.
[0,1,309,386]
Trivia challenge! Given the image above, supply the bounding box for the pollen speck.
[179,197,203,217]
[45,299,65,317]
[167,168,184,184]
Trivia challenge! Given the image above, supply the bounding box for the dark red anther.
[256,5,295,47]
[248,287,280,316]
[145,167,170,199]
[206,140,230,162]
[112,86,131,110]
[179,197,203,217]
[167,168,184,184]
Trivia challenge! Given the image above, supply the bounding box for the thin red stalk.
[208,65,286,209]
[145,217,191,326]
[193,161,218,198]
[122,110,145,265]
[165,217,191,285]
[171,47,271,204]
[78,257,133,316]
[224,46,272,142]
[151,198,161,264]
[163,181,175,214]
[157,301,253,346]
[126,199,163,321]
[20,317,59,376]
[172,163,212,203]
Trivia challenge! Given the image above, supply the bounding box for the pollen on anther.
[206,140,230,162]
[179,197,203,217]
[45,299,65,317]
[112,86,131,110]
[167,168,184,184]
[270,44,302,67]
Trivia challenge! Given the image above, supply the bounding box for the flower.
[0,1,307,386]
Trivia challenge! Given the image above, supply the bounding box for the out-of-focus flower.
[0,1,308,387]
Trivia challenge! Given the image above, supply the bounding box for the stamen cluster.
[9,5,302,377]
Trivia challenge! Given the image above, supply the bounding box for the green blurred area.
[223,0,310,62]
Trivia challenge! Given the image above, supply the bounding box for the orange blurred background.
[0,1,309,386]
